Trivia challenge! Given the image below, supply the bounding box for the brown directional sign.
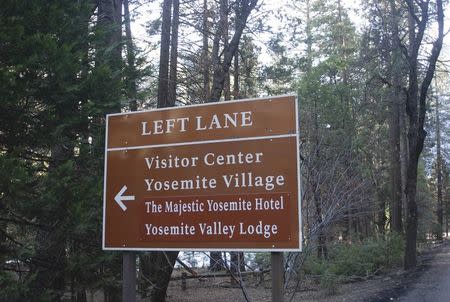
[103,95,301,251]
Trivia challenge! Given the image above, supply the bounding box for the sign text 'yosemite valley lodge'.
[103,95,301,251]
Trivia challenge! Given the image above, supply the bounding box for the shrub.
[298,233,404,292]
[320,272,339,295]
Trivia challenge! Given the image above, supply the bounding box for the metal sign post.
[122,252,136,302]
[271,252,284,302]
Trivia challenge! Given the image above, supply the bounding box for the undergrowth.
[300,233,404,295]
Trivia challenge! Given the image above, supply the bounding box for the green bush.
[384,232,405,267]
[302,256,328,276]
[320,272,339,296]
[300,233,404,287]
[333,233,404,277]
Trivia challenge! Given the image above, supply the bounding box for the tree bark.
[150,252,178,302]
[209,251,225,271]
[201,0,210,101]
[233,51,240,99]
[445,172,449,236]
[230,252,245,273]
[124,0,138,111]
[314,188,327,259]
[221,0,231,100]
[208,0,257,268]
[148,2,181,298]
[210,0,226,101]
[168,0,179,106]
[435,93,443,240]
[97,0,123,65]
[96,0,123,113]
[157,0,172,108]
[209,0,258,102]
[403,0,444,269]
[389,0,403,233]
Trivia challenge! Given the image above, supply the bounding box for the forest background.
[0,0,449,301]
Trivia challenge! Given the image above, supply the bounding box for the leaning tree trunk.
[209,0,258,102]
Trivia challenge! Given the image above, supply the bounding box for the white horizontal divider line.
[107,133,297,152]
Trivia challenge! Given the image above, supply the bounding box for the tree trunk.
[168,0,179,106]
[209,251,225,271]
[96,0,123,113]
[150,252,178,302]
[389,0,403,233]
[230,252,239,274]
[233,51,240,99]
[209,0,258,102]
[124,0,138,111]
[149,2,180,297]
[208,0,257,268]
[139,252,155,297]
[445,173,449,237]
[305,0,312,72]
[210,0,227,101]
[157,0,172,108]
[435,93,443,240]
[221,0,231,100]
[314,189,327,259]
[97,0,123,65]
[403,0,444,269]
[232,0,241,100]
[403,1,422,269]
[400,96,409,227]
[230,252,245,273]
[201,0,210,101]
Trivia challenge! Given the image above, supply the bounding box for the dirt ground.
[160,241,449,302]
[163,272,404,302]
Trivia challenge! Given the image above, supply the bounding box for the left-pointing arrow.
[114,185,135,211]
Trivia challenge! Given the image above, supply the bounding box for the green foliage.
[301,233,404,288]
[0,0,135,299]
[0,270,32,302]
[320,272,339,296]
[417,160,436,240]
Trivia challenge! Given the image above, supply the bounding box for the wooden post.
[271,252,284,302]
[122,252,136,302]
